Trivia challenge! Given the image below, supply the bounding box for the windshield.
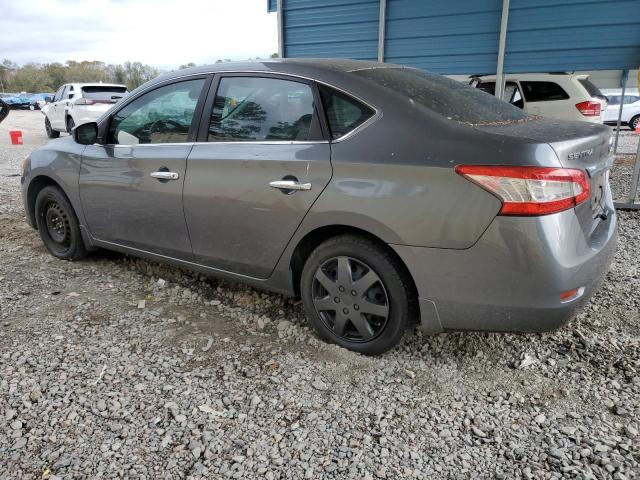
[352,68,531,125]
[81,86,128,102]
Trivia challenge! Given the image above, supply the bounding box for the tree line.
[0,59,160,93]
[0,54,280,94]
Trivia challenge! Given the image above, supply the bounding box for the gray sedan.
[21,60,617,355]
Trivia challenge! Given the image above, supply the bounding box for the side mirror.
[45,96,53,103]
[73,122,98,145]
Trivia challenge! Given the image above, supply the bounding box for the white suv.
[42,83,128,138]
[470,73,607,123]
[601,89,640,130]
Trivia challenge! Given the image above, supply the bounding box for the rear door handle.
[150,171,180,180]
[269,180,312,191]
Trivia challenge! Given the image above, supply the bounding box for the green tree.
[179,62,196,70]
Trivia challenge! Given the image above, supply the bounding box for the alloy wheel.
[311,256,389,342]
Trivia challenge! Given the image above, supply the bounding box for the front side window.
[319,85,374,139]
[53,86,65,102]
[520,81,570,102]
[107,79,204,145]
[208,77,317,142]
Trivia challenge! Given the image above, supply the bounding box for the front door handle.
[269,180,312,191]
[150,171,180,180]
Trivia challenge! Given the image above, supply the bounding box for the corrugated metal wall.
[280,0,380,60]
[270,0,640,74]
[505,0,640,73]
[384,0,502,74]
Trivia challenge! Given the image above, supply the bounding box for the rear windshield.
[578,79,603,98]
[81,86,128,102]
[353,68,530,125]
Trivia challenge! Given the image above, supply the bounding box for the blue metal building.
[268,0,640,75]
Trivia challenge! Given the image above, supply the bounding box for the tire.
[29,104,35,111]
[66,116,75,134]
[34,186,87,261]
[45,117,60,139]
[630,115,640,131]
[300,234,415,355]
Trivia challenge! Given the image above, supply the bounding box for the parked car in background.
[27,93,53,111]
[601,89,640,130]
[21,60,616,355]
[42,83,128,138]
[470,73,607,123]
[0,98,9,124]
[2,93,31,109]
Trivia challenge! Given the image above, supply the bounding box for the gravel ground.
[1,110,639,479]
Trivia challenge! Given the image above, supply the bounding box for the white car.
[42,83,128,138]
[470,73,607,123]
[601,89,640,130]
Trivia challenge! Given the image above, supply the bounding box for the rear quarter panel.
[300,100,559,249]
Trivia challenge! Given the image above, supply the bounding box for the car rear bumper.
[392,205,617,334]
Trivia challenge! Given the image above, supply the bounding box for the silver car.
[21,60,617,355]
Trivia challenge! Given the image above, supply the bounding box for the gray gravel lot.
[1,110,639,479]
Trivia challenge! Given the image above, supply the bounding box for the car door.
[183,74,332,278]
[79,76,209,258]
[48,85,66,129]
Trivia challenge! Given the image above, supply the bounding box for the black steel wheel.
[45,117,60,139]
[301,235,415,355]
[35,186,87,260]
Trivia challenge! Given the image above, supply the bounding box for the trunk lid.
[475,117,613,224]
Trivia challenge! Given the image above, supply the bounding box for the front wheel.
[34,186,87,261]
[45,117,60,139]
[300,235,415,355]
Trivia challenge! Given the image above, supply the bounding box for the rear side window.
[520,81,570,102]
[82,86,128,103]
[578,78,603,98]
[318,85,374,139]
[608,95,620,105]
[208,76,320,142]
[354,68,529,125]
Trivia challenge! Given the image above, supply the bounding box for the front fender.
[22,138,86,228]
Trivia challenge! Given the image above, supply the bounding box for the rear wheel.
[34,186,87,261]
[45,117,60,139]
[66,116,75,134]
[630,115,640,131]
[300,235,414,355]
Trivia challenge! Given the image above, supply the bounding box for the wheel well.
[289,225,419,302]
[27,176,62,229]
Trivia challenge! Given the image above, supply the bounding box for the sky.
[0,0,278,69]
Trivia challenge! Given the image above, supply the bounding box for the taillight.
[575,100,601,116]
[455,165,590,216]
[74,98,95,105]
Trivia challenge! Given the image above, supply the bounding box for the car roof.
[68,83,128,88]
[475,73,589,81]
[149,59,406,87]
